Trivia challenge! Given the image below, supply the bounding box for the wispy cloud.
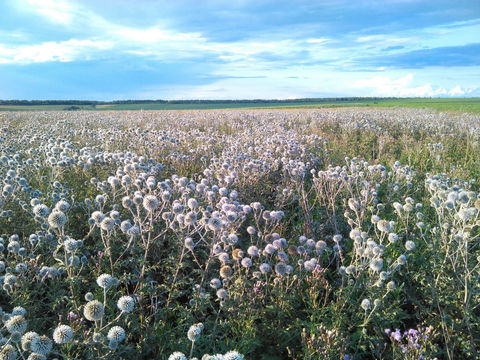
[0,39,112,63]
[0,0,479,98]
[25,0,76,24]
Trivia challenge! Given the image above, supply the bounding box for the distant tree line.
[0,97,398,106]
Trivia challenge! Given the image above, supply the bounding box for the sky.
[0,0,479,100]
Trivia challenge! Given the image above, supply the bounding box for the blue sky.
[0,0,479,100]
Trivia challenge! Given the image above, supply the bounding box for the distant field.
[0,97,479,113]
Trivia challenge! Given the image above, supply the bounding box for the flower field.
[0,108,479,359]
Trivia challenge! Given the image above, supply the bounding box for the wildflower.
[220,265,233,279]
[117,296,135,313]
[247,246,259,257]
[84,300,104,321]
[360,299,371,310]
[96,274,118,289]
[100,217,115,231]
[241,257,252,268]
[53,325,73,344]
[33,204,49,217]
[247,226,256,235]
[143,195,159,212]
[21,332,39,351]
[6,315,27,334]
[369,258,383,272]
[168,352,187,360]
[274,262,287,276]
[388,233,398,243]
[187,323,203,342]
[47,210,66,228]
[30,335,52,355]
[0,344,17,360]
[207,217,222,231]
[210,278,221,289]
[405,240,415,251]
[216,288,228,300]
[107,326,126,343]
[259,263,271,274]
[223,351,244,360]
[377,219,392,232]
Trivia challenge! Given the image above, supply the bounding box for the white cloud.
[352,74,477,97]
[306,38,329,44]
[113,27,205,44]
[26,0,75,24]
[353,74,450,97]
[448,85,465,96]
[0,39,112,63]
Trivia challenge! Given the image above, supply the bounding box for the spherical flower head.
[47,210,66,228]
[187,323,203,342]
[84,292,94,301]
[117,296,135,313]
[377,219,391,233]
[274,262,287,276]
[30,335,52,355]
[184,237,195,251]
[168,352,187,360]
[223,351,244,360]
[84,300,104,321]
[53,325,73,344]
[10,331,22,343]
[216,288,228,300]
[0,344,17,360]
[6,315,27,334]
[369,258,383,272]
[220,265,233,279]
[33,204,49,217]
[387,281,396,291]
[55,200,70,212]
[107,326,126,343]
[92,333,103,343]
[405,240,415,251]
[207,217,222,231]
[91,211,105,224]
[388,233,398,243]
[360,299,371,311]
[143,195,159,212]
[21,331,39,351]
[96,274,118,289]
[247,246,258,257]
[122,196,133,209]
[108,339,118,350]
[27,352,46,360]
[210,278,221,289]
[11,307,26,317]
[246,226,256,235]
[100,217,115,231]
[187,198,198,209]
[241,257,252,268]
[259,263,271,274]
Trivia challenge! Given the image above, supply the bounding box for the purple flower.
[68,312,78,320]
[392,329,402,342]
[384,328,391,335]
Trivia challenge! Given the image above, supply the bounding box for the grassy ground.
[0,98,479,113]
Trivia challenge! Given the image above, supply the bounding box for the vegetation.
[0,97,479,113]
[0,108,479,359]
